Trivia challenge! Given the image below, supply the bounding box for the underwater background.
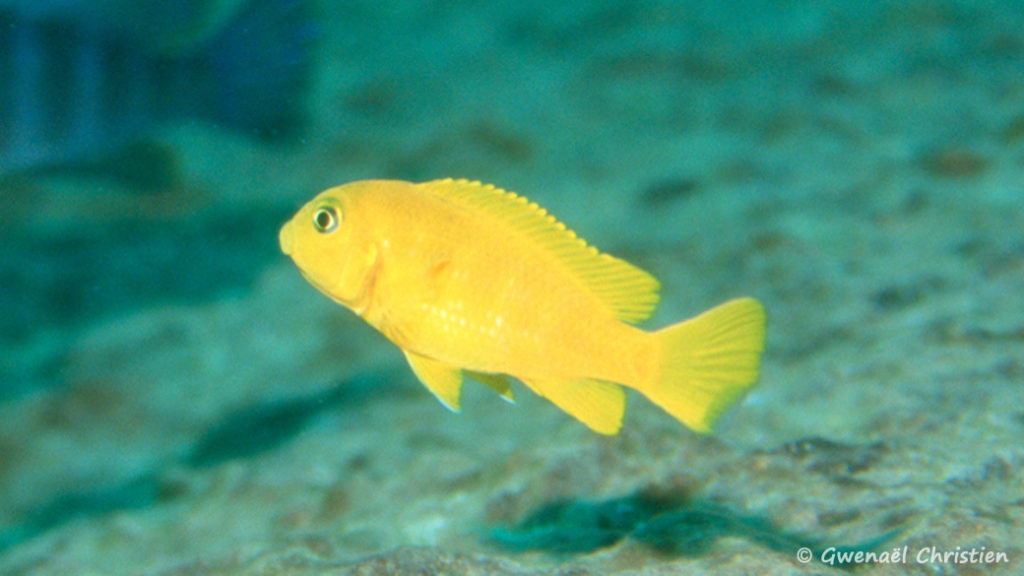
[2,0,1023,574]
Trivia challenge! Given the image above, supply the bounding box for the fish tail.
[640,298,765,433]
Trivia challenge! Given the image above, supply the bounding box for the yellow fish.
[279,179,765,435]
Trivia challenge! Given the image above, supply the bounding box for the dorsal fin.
[417,179,660,324]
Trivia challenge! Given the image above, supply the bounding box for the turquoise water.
[2,1,1023,574]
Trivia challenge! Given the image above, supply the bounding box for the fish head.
[279,184,379,313]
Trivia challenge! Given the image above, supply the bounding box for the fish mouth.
[279,220,295,255]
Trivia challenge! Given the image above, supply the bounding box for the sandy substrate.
[2,0,1023,574]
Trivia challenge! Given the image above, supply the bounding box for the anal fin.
[402,350,464,411]
[520,378,626,435]
[468,371,515,403]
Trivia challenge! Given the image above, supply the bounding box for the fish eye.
[313,206,340,233]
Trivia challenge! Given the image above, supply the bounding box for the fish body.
[279,179,766,434]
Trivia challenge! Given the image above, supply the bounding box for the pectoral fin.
[520,378,626,435]
[402,350,464,411]
[467,371,516,403]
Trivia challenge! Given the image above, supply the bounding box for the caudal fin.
[641,297,766,433]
